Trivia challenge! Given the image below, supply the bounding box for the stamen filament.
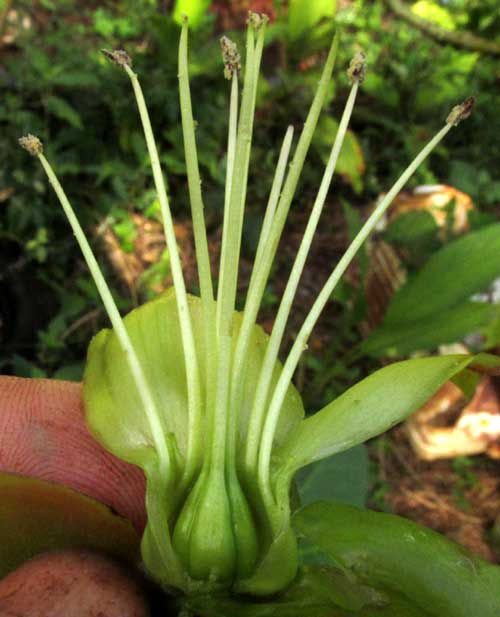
[211,334,232,469]
[242,32,339,324]
[32,148,170,474]
[217,70,239,333]
[216,23,260,337]
[246,75,360,473]
[179,18,214,307]
[237,32,340,470]
[227,125,294,469]
[179,19,218,469]
[258,120,455,499]
[123,62,203,483]
[253,126,295,279]
[214,18,266,476]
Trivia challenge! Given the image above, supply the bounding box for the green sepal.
[274,353,500,477]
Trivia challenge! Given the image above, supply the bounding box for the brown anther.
[446,96,476,126]
[220,36,241,80]
[101,49,132,68]
[246,11,269,31]
[19,134,43,156]
[347,51,367,84]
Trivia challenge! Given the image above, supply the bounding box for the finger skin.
[0,550,149,617]
[0,376,147,532]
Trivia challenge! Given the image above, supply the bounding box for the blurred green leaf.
[288,0,337,40]
[411,1,457,29]
[49,70,100,88]
[44,95,83,129]
[52,362,84,381]
[362,301,496,357]
[112,217,137,253]
[383,223,500,325]
[383,210,440,261]
[313,117,365,192]
[173,0,211,29]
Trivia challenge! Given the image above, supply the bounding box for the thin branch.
[383,0,500,56]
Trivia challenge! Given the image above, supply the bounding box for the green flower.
[21,13,484,598]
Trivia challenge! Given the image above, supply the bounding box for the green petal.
[275,353,500,475]
[0,473,139,579]
[84,289,304,470]
[83,289,304,589]
[293,502,500,617]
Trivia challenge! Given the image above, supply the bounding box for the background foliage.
[1,0,498,406]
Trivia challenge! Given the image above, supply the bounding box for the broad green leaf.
[485,303,500,347]
[84,290,304,469]
[288,0,337,40]
[183,565,429,616]
[275,354,500,473]
[383,222,500,325]
[0,473,139,579]
[296,445,369,509]
[294,502,500,617]
[44,95,83,129]
[383,210,440,261]
[361,301,496,357]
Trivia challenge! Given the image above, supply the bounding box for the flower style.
[20,12,488,598]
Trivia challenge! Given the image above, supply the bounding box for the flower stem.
[258,120,455,499]
[34,150,171,474]
[123,63,203,484]
[246,77,360,473]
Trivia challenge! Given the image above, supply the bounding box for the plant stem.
[37,153,171,474]
[259,121,454,499]
[124,64,202,484]
[246,79,360,473]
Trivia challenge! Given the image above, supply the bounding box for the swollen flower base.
[20,12,499,610]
